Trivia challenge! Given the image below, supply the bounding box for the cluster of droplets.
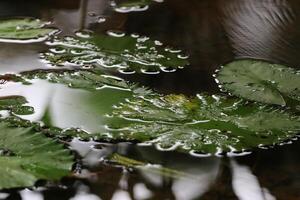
[41,31,189,74]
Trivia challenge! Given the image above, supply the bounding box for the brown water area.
[0,0,299,199]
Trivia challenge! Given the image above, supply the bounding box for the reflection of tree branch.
[79,0,88,30]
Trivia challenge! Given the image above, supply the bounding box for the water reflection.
[221,0,300,66]
[0,80,132,133]
[0,43,50,74]
[0,0,300,199]
[231,160,275,200]
[0,139,299,199]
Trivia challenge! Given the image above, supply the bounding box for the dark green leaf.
[0,96,34,115]
[0,69,151,134]
[0,118,73,189]
[0,18,57,42]
[106,93,300,155]
[42,33,189,74]
[216,59,300,106]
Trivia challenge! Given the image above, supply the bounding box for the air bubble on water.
[215,147,225,157]
[137,142,152,146]
[189,150,211,157]
[155,142,181,151]
[177,54,189,59]
[227,150,252,157]
[130,33,139,38]
[141,69,160,74]
[107,30,125,37]
[154,40,163,46]
[97,17,106,23]
[165,48,181,53]
[160,67,177,73]
[137,36,150,43]
[49,47,66,54]
[75,30,93,38]
[258,144,269,149]
[70,49,84,55]
[118,69,136,74]
[114,5,149,13]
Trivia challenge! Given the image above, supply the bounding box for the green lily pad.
[0,69,151,134]
[112,0,163,13]
[0,18,58,42]
[23,69,130,91]
[106,93,300,155]
[42,33,189,74]
[216,59,300,106]
[0,118,73,189]
[0,96,34,115]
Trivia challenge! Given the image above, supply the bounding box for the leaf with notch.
[216,59,300,106]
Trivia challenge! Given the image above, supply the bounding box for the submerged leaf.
[0,118,73,189]
[0,18,57,42]
[109,153,195,179]
[106,94,300,155]
[42,33,189,74]
[216,59,300,106]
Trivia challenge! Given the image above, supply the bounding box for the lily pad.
[0,18,58,42]
[0,96,34,115]
[112,0,163,13]
[106,93,300,155]
[42,33,189,74]
[0,118,73,189]
[216,59,300,106]
[0,69,151,134]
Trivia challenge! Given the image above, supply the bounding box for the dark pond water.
[0,0,300,199]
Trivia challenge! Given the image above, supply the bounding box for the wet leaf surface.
[42,33,189,74]
[0,118,73,189]
[0,69,152,134]
[112,0,163,13]
[216,59,300,106]
[0,96,34,115]
[106,93,300,155]
[0,18,57,42]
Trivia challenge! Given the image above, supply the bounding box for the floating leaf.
[0,18,57,42]
[0,69,151,134]
[216,59,300,106]
[0,118,73,189]
[112,0,163,13]
[42,33,189,74]
[23,69,130,91]
[0,96,34,115]
[0,69,131,91]
[106,94,300,155]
